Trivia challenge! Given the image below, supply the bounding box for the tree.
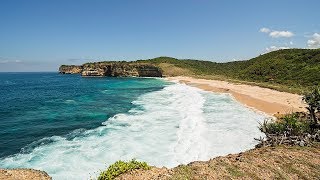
[303,87,320,126]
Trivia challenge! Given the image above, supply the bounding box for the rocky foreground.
[0,169,51,180]
[117,143,320,180]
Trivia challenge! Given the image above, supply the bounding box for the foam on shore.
[0,82,266,179]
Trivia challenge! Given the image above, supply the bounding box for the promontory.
[59,62,162,77]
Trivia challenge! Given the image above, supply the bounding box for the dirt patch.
[0,168,51,180]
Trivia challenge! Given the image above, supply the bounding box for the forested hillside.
[138,49,320,93]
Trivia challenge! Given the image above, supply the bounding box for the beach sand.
[167,76,306,116]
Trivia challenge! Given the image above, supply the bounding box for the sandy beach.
[167,76,306,116]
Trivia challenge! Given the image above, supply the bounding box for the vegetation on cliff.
[98,159,150,180]
[256,87,320,147]
[256,113,320,147]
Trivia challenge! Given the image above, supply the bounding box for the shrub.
[303,87,320,125]
[97,159,151,180]
[256,113,318,147]
[259,113,311,136]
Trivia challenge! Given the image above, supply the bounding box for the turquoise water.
[0,73,167,157]
[0,73,266,179]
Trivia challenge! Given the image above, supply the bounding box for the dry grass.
[158,63,193,77]
[117,143,320,180]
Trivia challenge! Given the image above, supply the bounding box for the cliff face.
[59,65,82,74]
[59,62,162,77]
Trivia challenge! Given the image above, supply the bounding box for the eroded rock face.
[59,62,162,77]
[59,65,82,74]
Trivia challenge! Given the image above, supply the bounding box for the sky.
[0,0,320,72]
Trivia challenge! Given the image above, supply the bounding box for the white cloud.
[265,46,290,53]
[259,27,294,38]
[269,31,294,38]
[307,33,320,48]
[0,58,22,64]
[260,27,270,33]
[289,41,293,45]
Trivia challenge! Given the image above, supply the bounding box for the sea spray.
[172,84,209,163]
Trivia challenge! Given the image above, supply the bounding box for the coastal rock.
[81,69,105,76]
[0,168,51,180]
[59,65,82,74]
[59,62,162,77]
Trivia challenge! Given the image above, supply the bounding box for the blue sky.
[0,0,320,72]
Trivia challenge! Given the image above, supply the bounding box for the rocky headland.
[59,62,162,77]
[59,65,83,74]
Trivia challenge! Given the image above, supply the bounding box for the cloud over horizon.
[260,27,294,38]
[0,58,23,64]
[307,33,320,48]
[259,27,296,54]
[265,45,290,53]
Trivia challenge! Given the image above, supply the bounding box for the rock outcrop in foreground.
[117,143,320,180]
[0,169,51,180]
[59,62,162,77]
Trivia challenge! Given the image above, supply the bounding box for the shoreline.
[166,76,306,116]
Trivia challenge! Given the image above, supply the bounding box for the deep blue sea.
[0,72,266,179]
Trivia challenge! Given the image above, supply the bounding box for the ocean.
[0,72,266,179]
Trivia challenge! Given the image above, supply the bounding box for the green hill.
[61,48,320,93]
[137,48,320,94]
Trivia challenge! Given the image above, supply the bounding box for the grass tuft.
[97,159,150,180]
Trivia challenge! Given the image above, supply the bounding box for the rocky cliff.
[59,65,83,74]
[59,62,162,77]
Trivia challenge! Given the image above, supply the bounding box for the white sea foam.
[0,82,266,179]
[65,100,76,104]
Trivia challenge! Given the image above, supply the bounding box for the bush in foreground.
[303,87,320,126]
[256,87,320,147]
[98,159,151,180]
[256,113,319,147]
[259,113,311,136]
